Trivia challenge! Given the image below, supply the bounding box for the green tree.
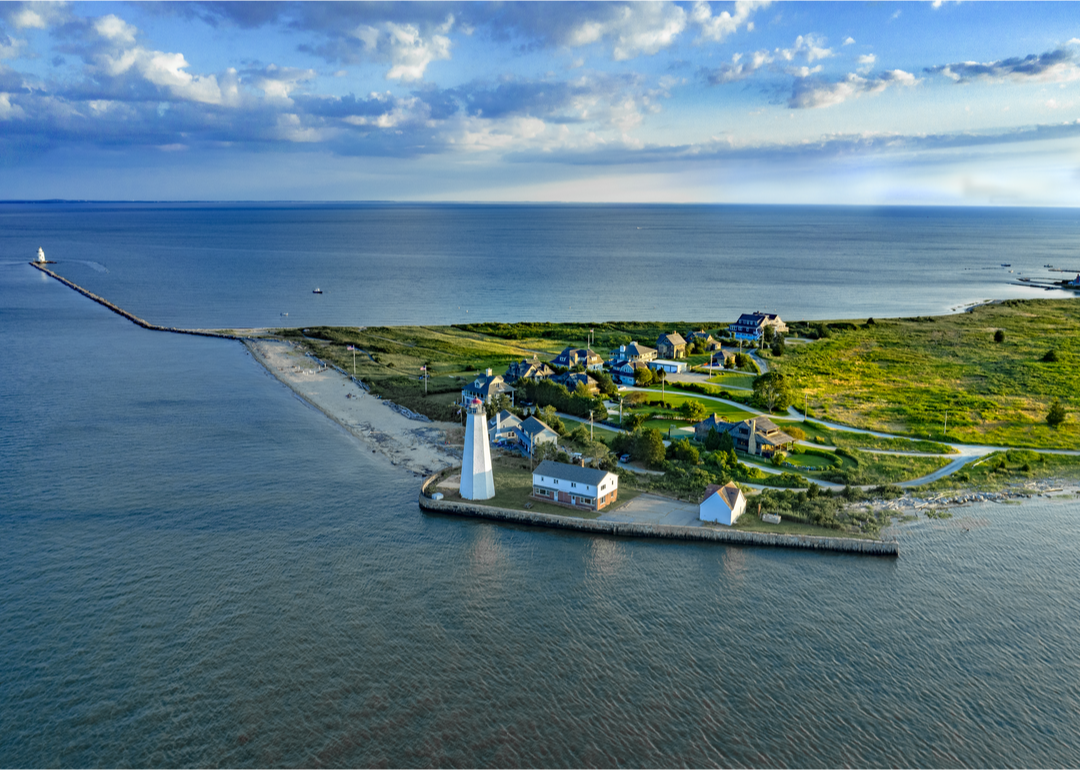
[771,451,787,467]
[485,393,511,419]
[752,371,793,412]
[635,428,667,469]
[667,438,701,466]
[635,366,655,386]
[1047,400,1067,427]
[994,329,1005,343]
[681,400,708,422]
[623,412,646,432]
[771,336,785,357]
[717,431,735,453]
[538,405,565,435]
[703,425,721,451]
[763,326,775,344]
[592,370,618,397]
[1043,349,1060,363]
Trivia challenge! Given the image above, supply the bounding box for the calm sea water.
[1,203,1079,328]
[3,204,1080,767]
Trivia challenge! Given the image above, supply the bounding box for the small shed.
[699,482,746,526]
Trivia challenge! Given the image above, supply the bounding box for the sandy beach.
[244,338,461,476]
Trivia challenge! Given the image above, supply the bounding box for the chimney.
[485,368,492,377]
[747,418,757,456]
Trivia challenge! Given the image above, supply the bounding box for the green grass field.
[773,419,958,454]
[772,299,1080,449]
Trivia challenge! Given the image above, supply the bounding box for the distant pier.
[30,262,245,340]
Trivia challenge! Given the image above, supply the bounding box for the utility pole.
[943,411,948,438]
[804,392,808,421]
[619,395,624,426]
[589,409,594,442]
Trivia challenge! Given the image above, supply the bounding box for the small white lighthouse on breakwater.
[36,247,47,263]
[460,398,494,500]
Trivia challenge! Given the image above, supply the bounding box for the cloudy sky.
[2,1,1080,204]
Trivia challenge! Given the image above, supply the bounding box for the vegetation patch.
[773,299,1080,448]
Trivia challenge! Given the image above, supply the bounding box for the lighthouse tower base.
[461,400,494,500]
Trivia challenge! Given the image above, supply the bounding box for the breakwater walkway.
[419,473,899,557]
[31,262,245,340]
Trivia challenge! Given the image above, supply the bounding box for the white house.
[489,410,522,443]
[699,482,746,526]
[532,460,619,511]
[515,416,559,456]
[648,359,688,374]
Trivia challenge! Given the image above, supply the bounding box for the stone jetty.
[31,262,245,340]
[419,472,899,557]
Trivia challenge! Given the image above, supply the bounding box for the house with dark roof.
[608,341,657,365]
[505,356,555,383]
[552,371,600,395]
[656,332,687,359]
[461,369,515,406]
[532,459,619,511]
[728,312,788,342]
[611,360,647,385]
[489,410,522,443]
[685,330,721,351]
[550,347,604,371]
[515,416,559,456]
[693,414,795,457]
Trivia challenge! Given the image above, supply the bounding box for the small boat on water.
[1001,263,1012,267]
[312,288,323,294]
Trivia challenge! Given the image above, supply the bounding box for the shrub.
[994,329,1005,343]
[1047,400,1067,428]
[786,426,807,441]
[1042,349,1059,363]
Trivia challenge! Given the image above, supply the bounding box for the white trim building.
[532,460,619,511]
[648,359,688,374]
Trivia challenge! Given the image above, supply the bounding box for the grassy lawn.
[774,419,958,454]
[707,373,756,389]
[772,299,1080,449]
[919,449,1080,492]
[725,510,882,540]
[447,455,642,518]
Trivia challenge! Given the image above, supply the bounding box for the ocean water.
[3,205,1080,767]
[2,203,1078,328]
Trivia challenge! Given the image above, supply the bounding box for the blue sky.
[2,1,1079,204]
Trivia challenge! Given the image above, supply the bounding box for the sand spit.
[244,338,460,476]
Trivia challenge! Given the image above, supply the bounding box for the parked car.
[619,454,631,463]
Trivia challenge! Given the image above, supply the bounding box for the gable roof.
[703,481,743,510]
[464,373,514,398]
[533,460,614,487]
[518,416,558,439]
[657,332,686,347]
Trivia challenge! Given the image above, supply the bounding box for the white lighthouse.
[460,398,494,500]
[36,247,46,263]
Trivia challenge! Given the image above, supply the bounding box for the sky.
[1,1,1080,204]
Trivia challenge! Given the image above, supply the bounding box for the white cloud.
[351,17,453,81]
[96,46,234,105]
[777,34,833,63]
[790,69,918,109]
[843,37,855,46]
[0,35,26,60]
[857,53,876,73]
[343,94,429,129]
[691,0,770,43]
[567,2,687,60]
[94,14,138,45]
[254,64,317,102]
[0,91,25,120]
